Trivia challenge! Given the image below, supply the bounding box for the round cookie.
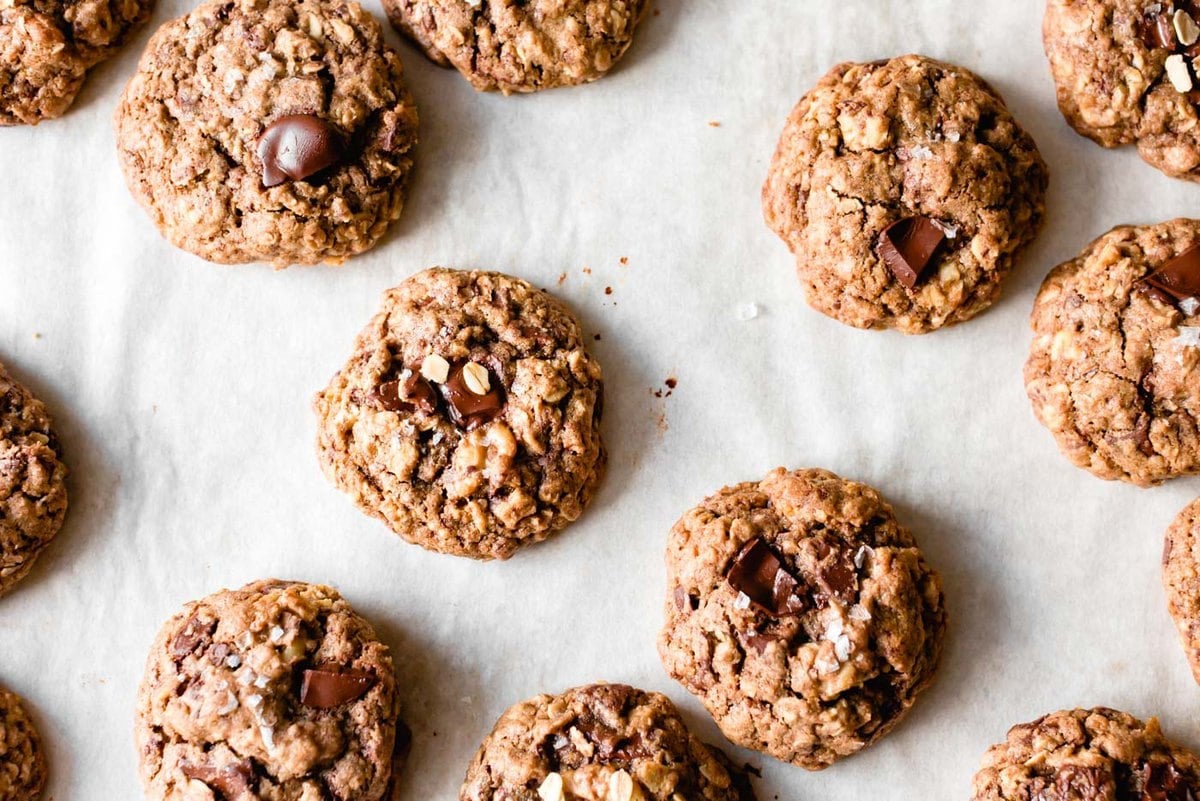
[314,267,606,560]
[1163,497,1200,685]
[459,683,755,801]
[383,0,647,94]
[971,707,1200,800]
[1025,219,1200,486]
[0,687,47,801]
[0,362,68,599]
[0,0,155,126]
[1044,0,1200,181]
[762,54,1048,334]
[657,467,946,770]
[114,0,419,267]
[135,579,403,801]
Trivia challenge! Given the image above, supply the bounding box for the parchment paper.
[4,0,1200,797]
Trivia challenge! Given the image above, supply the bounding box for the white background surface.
[3,0,1200,797]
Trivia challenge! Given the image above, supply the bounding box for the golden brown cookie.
[0,686,47,801]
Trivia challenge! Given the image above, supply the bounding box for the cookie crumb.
[604,286,613,295]
[736,302,760,321]
[557,272,567,285]
[709,121,721,127]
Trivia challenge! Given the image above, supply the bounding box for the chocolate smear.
[877,216,947,289]
[300,667,376,709]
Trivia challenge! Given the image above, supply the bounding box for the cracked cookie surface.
[1163,497,1200,685]
[1044,0,1200,181]
[383,0,646,93]
[314,267,606,560]
[0,686,47,801]
[459,683,755,801]
[114,0,419,266]
[0,0,155,125]
[657,468,946,770]
[1025,220,1200,486]
[972,707,1200,800]
[762,54,1048,334]
[135,579,402,801]
[0,361,67,599]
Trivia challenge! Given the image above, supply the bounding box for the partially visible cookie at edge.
[1163,497,1200,685]
[459,683,756,801]
[0,686,47,801]
[0,361,68,599]
[658,467,946,770]
[1043,0,1200,181]
[0,0,156,125]
[1025,219,1200,486]
[314,267,606,560]
[971,707,1200,800]
[114,0,419,266]
[135,579,403,801]
[763,54,1048,334]
[383,0,647,93]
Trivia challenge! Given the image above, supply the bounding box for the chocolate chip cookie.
[762,54,1048,334]
[1,362,68,599]
[0,0,155,125]
[1025,219,1200,486]
[459,683,755,801]
[314,267,606,560]
[383,0,647,94]
[1044,0,1200,181]
[135,579,403,801]
[657,467,946,770]
[1163,497,1200,685]
[114,0,419,266]
[0,686,47,801]
[971,707,1200,800]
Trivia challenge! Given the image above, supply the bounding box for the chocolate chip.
[815,549,858,606]
[373,370,438,414]
[673,585,698,613]
[438,361,504,431]
[181,759,254,800]
[1165,535,1175,566]
[257,114,344,188]
[1140,761,1195,801]
[877,216,947,289]
[727,538,809,617]
[171,617,215,660]
[1051,765,1117,799]
[740,631,777,655]
[1141,10,1176,49]
[1140,244,1200,307]
[299,666,377,709]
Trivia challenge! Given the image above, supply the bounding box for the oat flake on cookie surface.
[114,0,419,267]
[314,267,606,560]
[658,467,946,770]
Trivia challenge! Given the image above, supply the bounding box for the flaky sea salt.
[853,545,873,569]
[849,604,872,622]
[1181,297,1200,316]
[834,634,852,662]
[733,592,752,610]
[1175,327,1200,348]
[736,302,760,322]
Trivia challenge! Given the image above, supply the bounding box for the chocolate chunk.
[673,585,698,613]
[877,216,947,289]
[181,760,254,800]
[1141,11,1176,50]
[171,617,215,660]
[300,666,376,709]
[1141,244,1200,306]
[572,717,652,762]
[1140,761,1195,801]
[739,631,777,655]
[438,361,504,431]
[727,538,809,617]
[816,551,858,606]
[1053,765,1117,800]
[257,115,344,188]
[373,370,438,414]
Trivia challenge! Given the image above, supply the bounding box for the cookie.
[1163,497,1200,685]
[0,0,155,125]
[1044,0,1200,181]
[657,467,946,770]
[0,362,68,599]
[314,267,606,560]
[135,579,403,801]
[114,0,419,267]
[1025,219,1200,486]
[0,686,47,801]
[971,707,1200,800]
[459,683,755,801]
[383,0,646,94]
[762,54,1048,334]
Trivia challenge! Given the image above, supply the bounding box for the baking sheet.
[4,0,1200,797]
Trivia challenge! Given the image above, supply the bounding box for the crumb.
[665,377,677,389]
[557,272,566,285]
[604,286,613,295]
[653,388,663,398]
[593,333,601,341]
[619,256,628,266]
[708,121,721,128]
[33,332,42,339]
[582,267,592,275]
[656,411,668,433]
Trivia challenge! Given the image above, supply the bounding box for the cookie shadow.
[0,357,119,604]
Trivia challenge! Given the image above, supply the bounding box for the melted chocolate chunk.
[438,361,504,431]
[815,549,858,607]
[180,759,254,800]
[1141,9,1177,49]
[300,666,376,709]
[877,216,947,289]
[257,114,344,188]
[1141,244,1200,306]
[727,538,809,617]
[1140,761,1196,801]
[1053,765,1117,799]
[373,370,438,414]
[170,617,215,660]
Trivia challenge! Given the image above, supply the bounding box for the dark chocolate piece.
[726,538,809,617]
[257,115,343,188]
[877,217,947,289]
[181,760,254,800]
[1141,244,1200,305]
[1140,761,1195,801]
[438,361,504,431]
[373,370,438,414]
[300,667,376,709]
